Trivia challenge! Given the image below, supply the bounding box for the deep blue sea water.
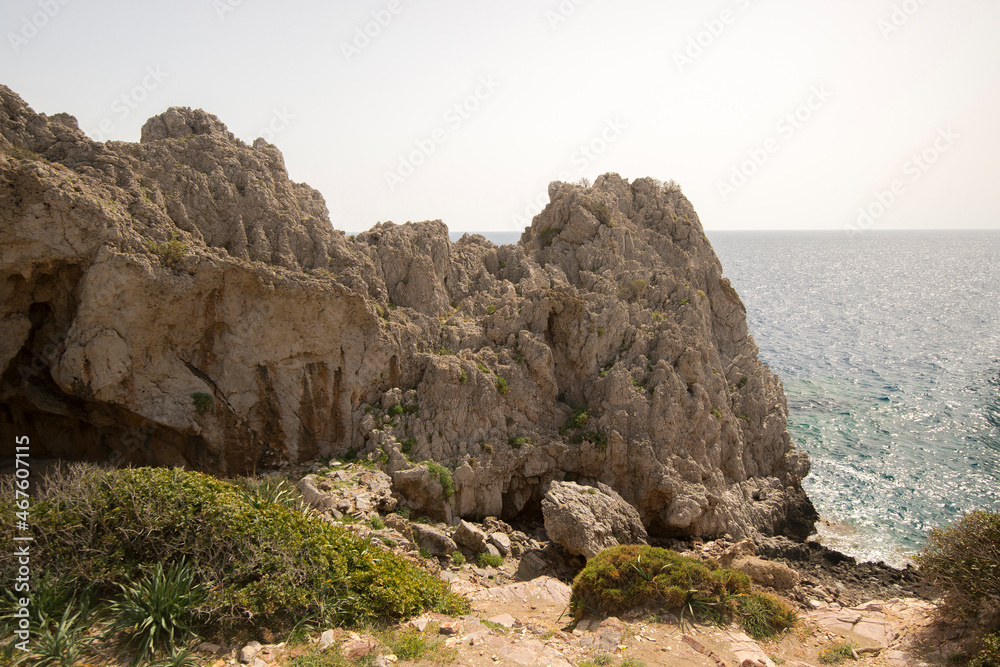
[710,230,1000,566]
[470,228,1000,565]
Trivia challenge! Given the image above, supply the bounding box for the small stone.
[485,543,502,559]
[317,630,335,650]
[439,620,462,635]
[197,642,223,655]
[240,641,262,663]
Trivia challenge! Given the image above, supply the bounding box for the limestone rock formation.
[542,481,649,558]
[0,86,816,542]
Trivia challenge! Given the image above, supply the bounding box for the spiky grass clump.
[104,560,206,662]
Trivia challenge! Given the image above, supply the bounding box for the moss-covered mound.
[570,544,797,639]
[0,464,466,630]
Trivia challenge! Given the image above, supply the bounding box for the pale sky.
[3,0,998,234]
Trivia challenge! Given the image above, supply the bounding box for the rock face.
[0,86,816,541]
[542,482,648,558]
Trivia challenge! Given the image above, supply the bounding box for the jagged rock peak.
[140,107,234,143]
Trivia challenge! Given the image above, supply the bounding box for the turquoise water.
[711,230,1000,565]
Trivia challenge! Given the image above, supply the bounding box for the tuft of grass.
[736,591,798,640]
[452,551,466,566]
[476,552,504,568]
[818,640,856,664]
[400,436,416,457]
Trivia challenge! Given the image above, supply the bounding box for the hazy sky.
[3,0,998,234]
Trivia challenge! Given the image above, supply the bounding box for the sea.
[466,229,1000,567]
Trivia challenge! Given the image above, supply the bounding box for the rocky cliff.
[0,86,816,541]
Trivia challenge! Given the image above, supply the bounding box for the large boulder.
[542,481,648,558]
[410,524,457,557]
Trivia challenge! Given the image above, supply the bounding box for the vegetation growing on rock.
[0,464,467,637]
[570,545,797,639]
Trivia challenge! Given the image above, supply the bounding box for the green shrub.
[476,552,504,568]
[818,640,856,664]
[369,515,385,530]
[969,633,1000,667]
[191,392,213,415]
[916,511,1000,619]
[570,431,608,450]
[487,305,497,315]
[0,464,467,634]
[401,436,417,456]
[452,551,466,566]
[916,511,1000,663]
[425,462,455,500]
[389,404,405,417]
[508,436,531,449]
[104,559,206,662]
[145,238,186,268]
[496,376,509,394]
[570,545,752,622]
[563,405,590,430]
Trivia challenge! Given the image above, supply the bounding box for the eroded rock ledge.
[0,86,816,541]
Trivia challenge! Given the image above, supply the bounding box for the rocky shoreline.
[198,456,954,667]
